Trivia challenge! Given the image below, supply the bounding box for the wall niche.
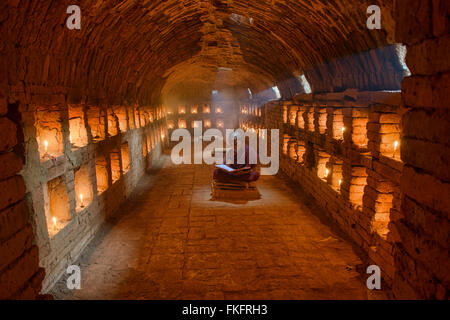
[46,175,71,237]
[121,142,130,173]
[95,152,110,194]
[110,148,121,183]
[68,105,88,148]
[35,107,64,159]
[74,163,94,212]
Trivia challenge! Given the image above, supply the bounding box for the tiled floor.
[51,155,369,299]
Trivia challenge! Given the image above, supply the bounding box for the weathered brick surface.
[0,175,26,211]
[0,0,447,301]
[0,201,30,242]
[392,1,450,299]
[0,117,17,151]
[0,152,23,180]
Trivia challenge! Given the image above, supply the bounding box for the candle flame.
[52,217,57,226]
[394,140,399,151]
[44,140,48,152]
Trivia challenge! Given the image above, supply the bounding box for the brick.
[406,35,450,75]
[0,175,26,211]
[402,73,450,109]
[0,117,17,151]
[0,201,30,242]
[0,152,23,180]
[0,224,34,271]
[432,0,450,37]
[401,137,450,181]
[0,91,6,116]
[401,165,450,213]
[395,0,433,45]
[403,108,450,145]
[0,246,40,299]
[401,195,449,248]
[373,160,402,183]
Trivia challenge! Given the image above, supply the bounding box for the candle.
[394,140,399,151]
[325,168,329,177]
[52,217,57,227]
[80,193,84,207]
[339,179,342,186]
[44,140,48,153]
[341,127,345,133]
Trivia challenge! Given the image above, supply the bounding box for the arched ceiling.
[1,0,396,105]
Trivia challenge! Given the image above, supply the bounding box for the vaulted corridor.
[50,153,370,300]
[1,0,448,301]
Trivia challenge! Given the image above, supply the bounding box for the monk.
[213,139,260,183]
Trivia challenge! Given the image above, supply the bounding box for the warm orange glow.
[44,140,48,153]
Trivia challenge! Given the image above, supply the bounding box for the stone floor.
[51,155,371,299]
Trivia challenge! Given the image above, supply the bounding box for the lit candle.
[161,134,165,140]
[80,193,84,207]
[44,140,48,153]
[339,179,342,186]
[394,140,399,151]
[341,127,345,133]
[52,217,57,227]
[325,168,329,177]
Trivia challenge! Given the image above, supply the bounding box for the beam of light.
[272,86,281,99]
[299,74,312,94]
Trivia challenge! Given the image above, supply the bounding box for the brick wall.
[392,0,450,299]
[241,75,449,298]
[240,90,410,296]
[0,89,46,299]
[0,84,168,296]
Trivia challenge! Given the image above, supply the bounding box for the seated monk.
[213,140,260,183]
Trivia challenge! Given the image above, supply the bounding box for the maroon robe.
[213,145,260,183]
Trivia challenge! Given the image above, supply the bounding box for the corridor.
[2,0,447,301]
[51,154,369,300]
